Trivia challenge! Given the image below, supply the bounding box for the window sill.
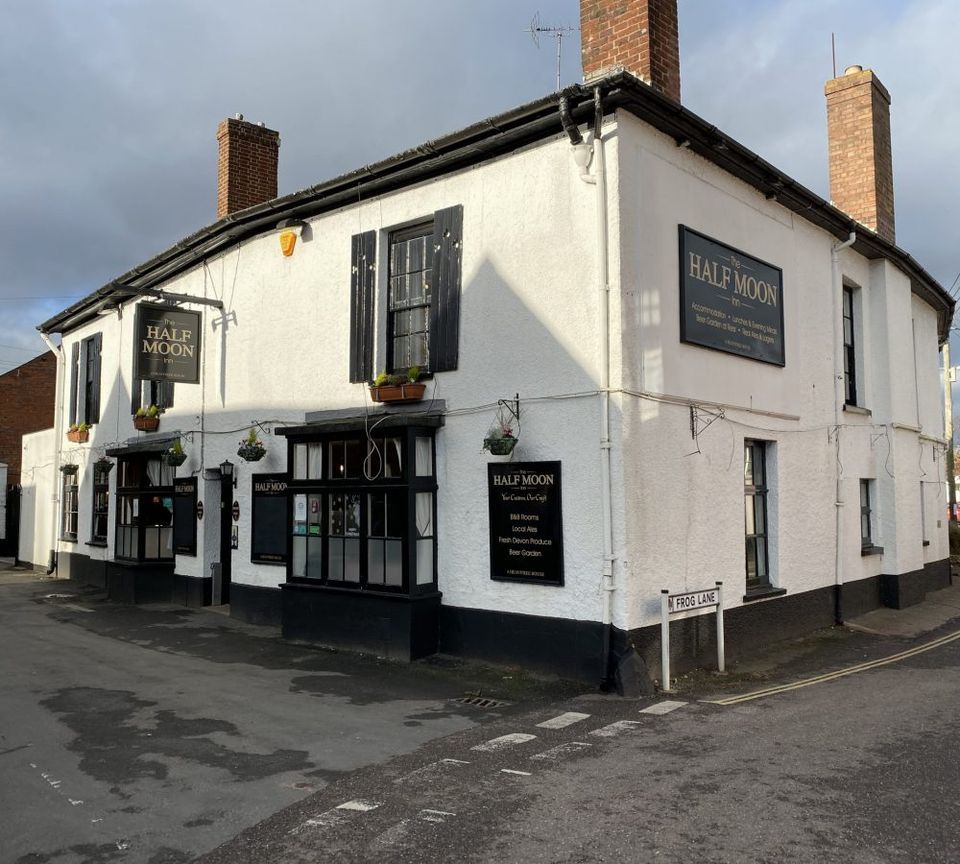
[59,536,77,544]
[85,540,108,548]
[843,404,871,417]
[861,545,884,557]
[742,586,787,603]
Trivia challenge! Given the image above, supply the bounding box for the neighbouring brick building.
[0,351,57,554]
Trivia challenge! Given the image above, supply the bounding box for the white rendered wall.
[614,110,947,632]
[19,429,55,568]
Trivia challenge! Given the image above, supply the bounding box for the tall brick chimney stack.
[580,0,681,102]
[216,114,280,219]
[825,65,895,244]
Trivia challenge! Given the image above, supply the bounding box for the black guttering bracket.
[39,73,953,340]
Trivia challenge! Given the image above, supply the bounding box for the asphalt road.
[0,576,576,864]
[197,623,960,863]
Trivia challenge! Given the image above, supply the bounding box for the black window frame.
[860,479,874,549]
[744,439,771,592]
[287,427,438,596]
[131,378,175,414]
[387,221,435,374]
[843,286,858,406]
[60,472,79,542]
[90,462,111,544]
[114,454,175,562]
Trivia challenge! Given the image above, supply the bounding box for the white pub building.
[24,0,953,688]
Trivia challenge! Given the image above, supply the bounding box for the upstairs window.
[68,333,102,426]
[842,287,858,406]
[348,205,463,383]
[860,479,877,551]
[131,379,174,414]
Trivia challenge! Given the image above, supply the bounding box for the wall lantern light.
[220,459,234,480]
[277,219,308,257]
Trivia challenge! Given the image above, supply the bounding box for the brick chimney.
[216,114,280,219]
[580,0,681,102]
[825,65,895,243]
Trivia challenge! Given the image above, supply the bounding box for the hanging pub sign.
[679,226,785,366]
[135,302,202,383]
[488,461,563,586]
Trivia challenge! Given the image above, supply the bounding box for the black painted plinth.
[59,550,175,604]
[439,606,606,683]
[881,559,952,609]
[281,583,441,661]
[231,583,283,627]
[172,574,212,608]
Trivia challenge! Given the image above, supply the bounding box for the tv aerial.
[524,11,578,91]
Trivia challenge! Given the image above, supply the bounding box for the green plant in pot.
[133,404,162,432]
[369,366,426,404]
[238,427,266,462]
[66,422,90,443]
[164,438,188,467]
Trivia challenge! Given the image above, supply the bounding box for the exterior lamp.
[220,459,235,485]
[277,219,308,257]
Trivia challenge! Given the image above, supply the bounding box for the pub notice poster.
[487,461,564,586]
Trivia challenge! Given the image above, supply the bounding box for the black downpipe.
[559,94,583,145]
[46,549,57,575]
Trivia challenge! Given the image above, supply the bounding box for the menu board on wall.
[679,225,785,366]
[172,477,198,556]
[488,461,564,586]
[251,474,288,565]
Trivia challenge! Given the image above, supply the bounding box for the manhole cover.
[453,696,511,709]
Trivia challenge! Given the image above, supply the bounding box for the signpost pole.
[660,589,671,692]
[715,581,725,673]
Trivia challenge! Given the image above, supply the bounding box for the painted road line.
[471,733,537,752]
[294,799,382,833]
[640,700,688,715]
[536,711,591,730]
[703,628,960,706]
[589,720,643,738]
[395,758,470,785]
[501,769,532,776]
[418,809,456,824]
[530,742,592,761]
[336,799,382,812]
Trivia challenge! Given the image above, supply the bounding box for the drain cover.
[453,695,511,709]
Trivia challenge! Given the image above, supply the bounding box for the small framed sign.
[679,226,785,366]
[488,461,564,586]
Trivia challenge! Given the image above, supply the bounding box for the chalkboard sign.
[172,477,197,556]
[679,226,785,366]
[488,461,563,586]
[251,473,288,565]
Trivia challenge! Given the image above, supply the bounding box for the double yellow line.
[703,628,960,706]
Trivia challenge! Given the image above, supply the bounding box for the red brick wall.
[216,117,281,219]
[580,0,681,102]
[0,351,56,486]
[825,67,895,244]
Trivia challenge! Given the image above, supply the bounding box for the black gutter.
[40,72,953,340]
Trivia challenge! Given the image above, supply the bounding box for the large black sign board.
[135,302,202,383]
[488,461,563,586]
[679,226,785,366]
[173,477,198,556]
[251,474,288,565]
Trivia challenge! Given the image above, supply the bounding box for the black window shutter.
[88,333,102,424]
[159,381,175,410]
[131,377,142,415]
[76,339,88,425]
[349,230,376,383]
[429,205,463,372]
[68,342,79,426]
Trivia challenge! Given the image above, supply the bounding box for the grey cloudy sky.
[2,0,958,373]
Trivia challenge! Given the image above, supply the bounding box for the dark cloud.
[1,0,957,372]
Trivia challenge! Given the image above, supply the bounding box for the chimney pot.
[844,64,863,75]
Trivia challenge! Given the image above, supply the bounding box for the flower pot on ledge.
[66,429,89,443]
[369,383,426,404]
[134,415,160,432]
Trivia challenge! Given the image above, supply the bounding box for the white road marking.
[640,700,687,715]
[530,741,592,761]
[471,733,537,752]
[395,758,470,785]
[536,711,591,729]
[501,769,532,776]
[418,809,456,824]
[336,799,382,812]
[440,758,470,765]
[590,720,644,738]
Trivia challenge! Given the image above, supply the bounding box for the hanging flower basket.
[238,428,266,462]
[163,451,188,467]
[483,435,517,456]
[94,457,114,474]
[60,463,79,475]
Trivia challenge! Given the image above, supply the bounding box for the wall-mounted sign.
[196,501,204,521]
[251,474,288,565]
[134,302,202,383]
[232,501,240,523]
[488,461,563,586]
[679,226,785,366]
[173,477,198,556]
